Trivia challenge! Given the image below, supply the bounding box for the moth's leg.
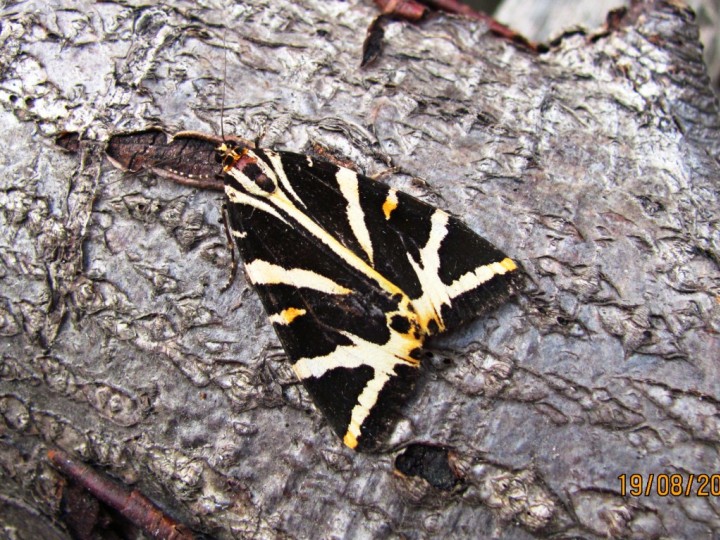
[368,166,400,183]
[220,202,238,291]
[308,141,360,171]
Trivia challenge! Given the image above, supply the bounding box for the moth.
[106,130,520,451]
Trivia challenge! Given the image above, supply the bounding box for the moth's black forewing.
[223,149,520,450]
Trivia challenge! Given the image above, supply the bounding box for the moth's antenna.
[220,33,228,142]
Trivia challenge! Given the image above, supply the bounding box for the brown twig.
[47,448,195,540]
[371,0,540,53]
[374,0,427,21]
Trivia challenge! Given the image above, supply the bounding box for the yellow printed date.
[618,473,720,497]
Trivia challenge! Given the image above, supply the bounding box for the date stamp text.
[618,473,720,497]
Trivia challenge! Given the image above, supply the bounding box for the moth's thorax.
[218,145,278,197]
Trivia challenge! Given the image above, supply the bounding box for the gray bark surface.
[1,0,719,538]
[495,0,720,90]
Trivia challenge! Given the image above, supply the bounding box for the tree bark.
[495,0,720,90]
[1,0,718,538]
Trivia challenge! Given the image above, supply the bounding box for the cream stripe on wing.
[336,168,374,265]
[292,328,419,380]
[406,209,452,332]
[229,157,411,319]
[447,258,517,299]
[260,179,406,298]
[344,371,391,448]
[265,150,307,209]
[225,184,289,226]
[245,260,352,295]
[292,325,422,449]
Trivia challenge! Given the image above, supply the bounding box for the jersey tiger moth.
[105,130,521,451]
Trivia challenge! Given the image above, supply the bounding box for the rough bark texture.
[495,0,720,90]
[1,0,719,538]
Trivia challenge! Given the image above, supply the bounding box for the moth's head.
[216,143,241,172]
[217,145,278,196]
